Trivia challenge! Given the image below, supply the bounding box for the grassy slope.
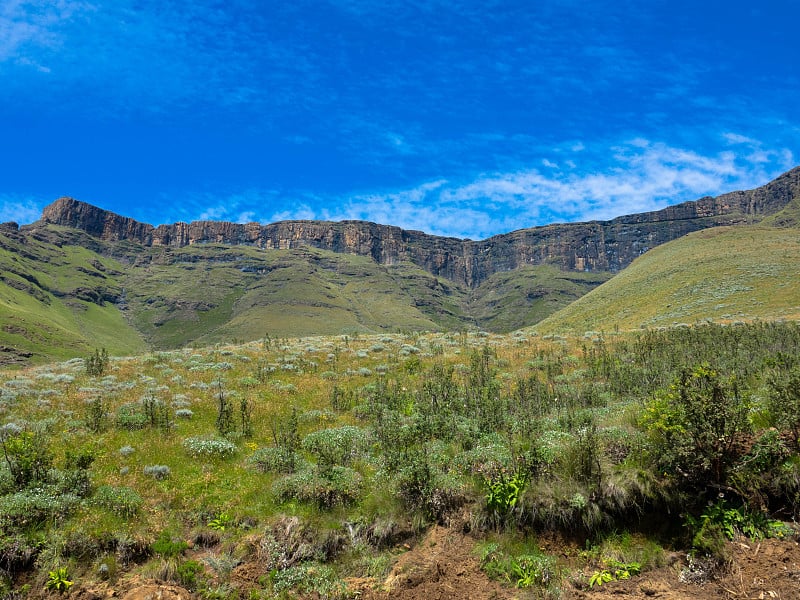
[468,265,612,332]
[0,228,147,363]
[119,245,618,345]
[760,194,800,228]
[535,226,800,334]
[3,323,800,598]
[120,244,467,347]
[12,221,800,361]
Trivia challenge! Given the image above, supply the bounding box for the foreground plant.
[45,567,73,594]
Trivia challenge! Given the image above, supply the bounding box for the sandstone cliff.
[38,166,800,287]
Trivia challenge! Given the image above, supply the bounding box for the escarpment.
[36,166,800,287]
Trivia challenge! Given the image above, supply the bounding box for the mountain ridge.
[1,166,799,364]
[35,165,800,288]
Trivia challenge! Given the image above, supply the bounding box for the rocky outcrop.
[37,166,800,287]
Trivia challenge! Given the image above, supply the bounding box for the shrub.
[118,445,135,457]
[151,531,188,558]
[93,485,143,518]
[115,403,147,430]
[270,563,347,599]
[301,426,370,469]
[641,364,750,488]
[144,465,171,480]
[85,396,107,433]
[248,447,300,474]
[0,429,52,490]
[396,452,466,522]
[272,466,363,508]
[182,437,237,459]
[452,442,512,476]
[85,348,109,377]
[766,366,800,449]
[175,408,194,419]
[0,487,80,529]
[176,559,204,591]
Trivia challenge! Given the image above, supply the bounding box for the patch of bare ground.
[67,580,194,600]
[57,530,800,600]
[356,525,515,600]
[568,537,800,600]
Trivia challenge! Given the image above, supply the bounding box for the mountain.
[40,165,800,285]
[534,225,800,334]
[1,166,798,364]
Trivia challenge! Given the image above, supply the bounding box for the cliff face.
[38,166,800,287]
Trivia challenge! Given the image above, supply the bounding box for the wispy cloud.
[0,195,44,224]
[0,1,92,64]
[3,137,796,239]
[254,136,795,239]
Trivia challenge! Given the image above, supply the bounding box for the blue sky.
[1,0,798,239]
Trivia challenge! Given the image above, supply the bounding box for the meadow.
[1,321,800,598]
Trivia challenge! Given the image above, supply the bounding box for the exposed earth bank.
[65,525,800,600]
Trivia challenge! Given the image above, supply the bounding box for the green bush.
[641,364,750,489]
[115,403,147,430]
[151,531,188,558]
[0,487,79,529]
[395,452,466,522]
[85,348,109,377]
[766,366,800,449]
[93,485,142,518]
[272,466,363,508]
[685,499,792,553]
[270,563,347,599]
[248,446,300,474]
[176,559,204,591]
[301,426,370,469]
[0,429,52,490]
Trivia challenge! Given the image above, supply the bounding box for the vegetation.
[536,226,800,333]
[0,225,614,365]
[0,321,799,596]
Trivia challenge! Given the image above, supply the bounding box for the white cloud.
[160,136,797,240]
[723,132,758,145]
[197,205,229,221]
[0,196,44,224]
[269,204,319,222]
[236,211,257,224]
[299,137,796,238]
[0,1,94,64]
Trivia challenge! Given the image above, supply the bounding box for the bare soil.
[569,537,800,600]
[356,525,515,600]
[66,527,800,600]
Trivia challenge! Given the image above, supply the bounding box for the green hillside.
[534,225,800,334]
[0,224,620,363]
[0,227,147,364]
[468,265,612,332]
[120,244,468,347]
[4,219,800,365]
